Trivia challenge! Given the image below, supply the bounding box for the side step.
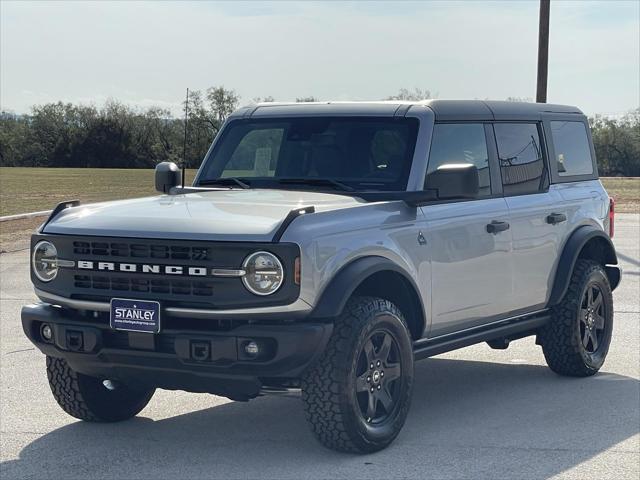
[413,310,550,360]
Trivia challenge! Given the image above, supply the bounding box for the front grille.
[74,274,214,296]
[36,234,299,310]
[73,241,209,261]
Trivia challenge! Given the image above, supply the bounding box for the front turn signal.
[294,257,301,285]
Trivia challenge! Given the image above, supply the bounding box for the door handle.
[486,220,510,234]
[546,213,567,225]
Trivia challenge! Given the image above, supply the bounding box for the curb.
[0,210,51,222]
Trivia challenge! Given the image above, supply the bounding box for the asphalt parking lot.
[1,214,638,480]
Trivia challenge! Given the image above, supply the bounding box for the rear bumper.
[22,303,332,400]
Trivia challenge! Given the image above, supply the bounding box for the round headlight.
[32,241,58,282]
[242,251,284,296]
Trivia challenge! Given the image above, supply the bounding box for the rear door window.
[550,121,594,176]
[494,123,546,196]
[426,123,492,197]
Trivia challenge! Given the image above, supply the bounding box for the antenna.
[182,87,189,188]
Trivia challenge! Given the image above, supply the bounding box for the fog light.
[41,324,53,341]
[244,341,260,357]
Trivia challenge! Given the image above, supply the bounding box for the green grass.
[601,177,640,213]
[0,167,196,217]
[0,167,638,216]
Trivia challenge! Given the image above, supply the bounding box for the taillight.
[608,197,615,238]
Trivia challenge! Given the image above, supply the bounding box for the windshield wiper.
[198,178,251,189]
[277,178,355,192]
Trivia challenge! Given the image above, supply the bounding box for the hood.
[42,189,364,242]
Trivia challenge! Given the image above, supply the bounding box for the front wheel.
[46,356,155,422]
[302,296,414,453]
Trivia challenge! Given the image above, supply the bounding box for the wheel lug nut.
[381,371,384,377]
[377,385,381,390]
[370,363,374,369]
[370,387,374,393]
[367,376,371,383]
[376,361,381,367]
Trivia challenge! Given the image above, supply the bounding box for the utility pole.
[536,0,551,103]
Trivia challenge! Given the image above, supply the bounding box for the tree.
[386,88,431,101]
[0,112,37,166]
[253,96,275,103]
[589,110,640,176]
[206,86,239,124]
[183,89,218,167]
[1,92,638,177]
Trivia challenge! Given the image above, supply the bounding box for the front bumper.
[22,303,332,400]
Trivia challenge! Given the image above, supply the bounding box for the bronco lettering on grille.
[77,261,208,276]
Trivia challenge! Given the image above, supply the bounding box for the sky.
[1,0,638,116]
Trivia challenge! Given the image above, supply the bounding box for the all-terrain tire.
[539,260,613,377]
[301,296,414,453]
[46,356,155,422]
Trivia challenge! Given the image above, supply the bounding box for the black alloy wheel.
[540,259,614,377]
[579,284,606,353]
[302,296,414,453]
[355,330,403,425]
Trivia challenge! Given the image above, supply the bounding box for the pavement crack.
[4,347,35,355]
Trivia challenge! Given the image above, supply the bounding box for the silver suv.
[23,100,620,453]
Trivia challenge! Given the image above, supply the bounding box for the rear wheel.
[539,260,613,376]
[301,296,414,453]
[46,356,155,422]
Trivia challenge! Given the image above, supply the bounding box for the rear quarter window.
[550,121,594,177]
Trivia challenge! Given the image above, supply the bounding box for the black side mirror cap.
[425,163,479,200]
[155,162,181,194]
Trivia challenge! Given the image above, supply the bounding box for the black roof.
[231,100,583,121]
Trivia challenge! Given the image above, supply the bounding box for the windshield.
[197,117,419,191]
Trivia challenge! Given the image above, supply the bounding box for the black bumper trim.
[22,303,332,399]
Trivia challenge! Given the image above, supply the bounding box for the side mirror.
[425,163,479,200]
[155,162,181,194]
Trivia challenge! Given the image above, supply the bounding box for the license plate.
[110,298,160,334]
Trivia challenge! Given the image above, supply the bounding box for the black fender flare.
[547,225,619,306]
[309,256,426,323]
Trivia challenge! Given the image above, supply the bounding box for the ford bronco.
[23,100,620,453]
